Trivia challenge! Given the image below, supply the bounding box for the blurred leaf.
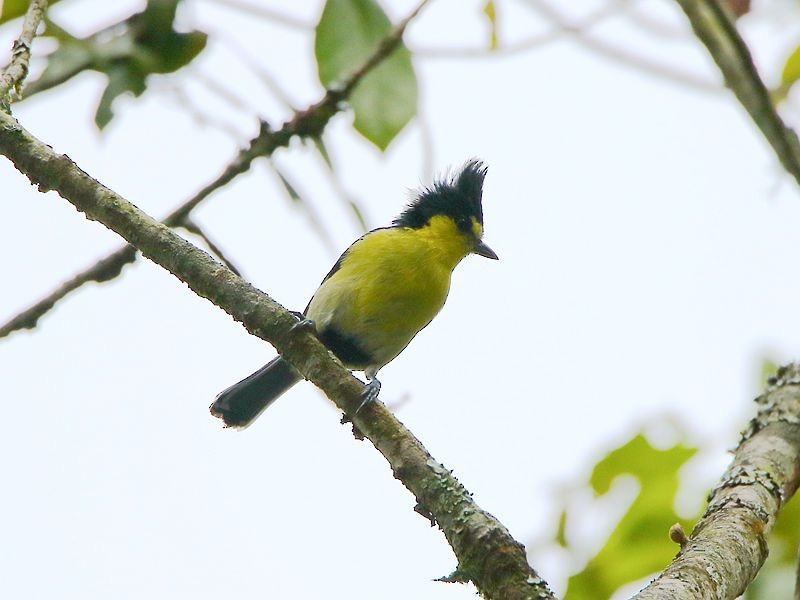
[555,509,568,547]
[315,0,417,150]
[725,0,751,19]
[563,433,699,600]
[744,563,796,600]
[95,63,147,129]
[311,135,333,170]
[482,0,498,51]
[0,0,62,24]
[25,0,206,128]
[779,43,800,100]
[760,359,779,388]
[133,0,207,74]
[27,36,99,95]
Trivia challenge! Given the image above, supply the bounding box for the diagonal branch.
[0,0,428,340]
[0,0,48,108]
[673,0,800,184]
[632,364,800,599]
[0,108,555,600]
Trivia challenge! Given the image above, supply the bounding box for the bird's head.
[393,159,498,262]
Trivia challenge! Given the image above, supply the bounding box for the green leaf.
[95,63,147,129]
[0,0,62,24]
[760,358,779,388]
[315,0,417,151]
[26,37,96,97]
[24,0,206,128]
[482,1,498,51]
[554,509,568,547]
[153,30,206,73]
[562,432,699,600]
[131,0,207,74]
[780,43,800,91]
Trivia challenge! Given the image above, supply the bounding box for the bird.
[210,159,498,428]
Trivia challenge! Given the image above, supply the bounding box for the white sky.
[3,0,800,598]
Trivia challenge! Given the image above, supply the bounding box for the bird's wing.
[302,226,393,313]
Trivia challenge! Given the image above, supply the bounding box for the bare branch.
[0,107,555,600]
[0,0,48,108]
[0,245,137,337]
[163,83,248,139]
[266,159,338,253]
[193,27,300,111]
[309,135,370,233]
[0,0,429,340]
[633,364,800,599]
[672,0,800,184]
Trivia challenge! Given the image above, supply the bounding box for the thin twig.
[181,218,244,277]
[625,3,687,39]
[163,83,248,139]
[266,159,338,253]
[309,136,370,233]
[0,105,556,600]
[0,0,430,339]
[524,0,720,92]
[411,29,566,59]
[412,0,625,59]
[204,0,314,31]
[0,245,137,338]
[0,0,49,108]
[632,364,800,599]
[188,66,258,114]
[207,29,299,110]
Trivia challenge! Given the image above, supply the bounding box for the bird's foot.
[356,378,381,414]
[289,313,316,334]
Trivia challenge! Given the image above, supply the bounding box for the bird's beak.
[474,240,499,260]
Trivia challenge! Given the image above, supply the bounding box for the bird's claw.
[289,316,316,334]
[356,378,381,414]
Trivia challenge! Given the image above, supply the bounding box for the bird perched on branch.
[210,159,498,428]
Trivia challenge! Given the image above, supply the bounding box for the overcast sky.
[3,0,800,598]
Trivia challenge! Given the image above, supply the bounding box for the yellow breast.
[306,216,473,369]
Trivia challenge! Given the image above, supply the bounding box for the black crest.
[393,159,488,234]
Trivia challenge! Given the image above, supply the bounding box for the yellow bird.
[211,159,497,427]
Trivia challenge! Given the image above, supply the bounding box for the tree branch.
[0,0,427,339]
[632,363,800,599]
[0,0,48,109]
[672,0,800,184]
[0,108,555,600]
